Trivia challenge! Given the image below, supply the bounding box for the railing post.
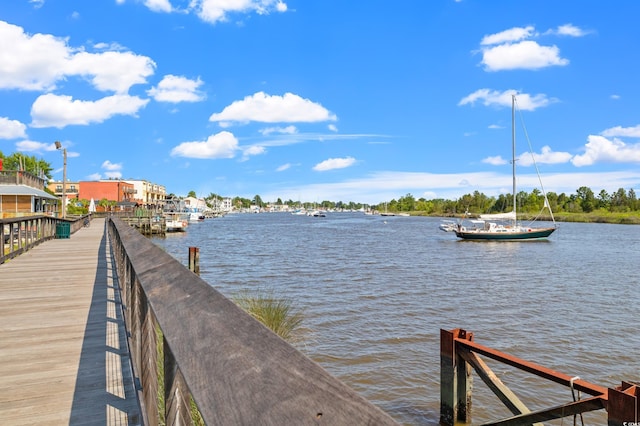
[188,246,199,275]
[440,328,472,425]
[608,382,638,425]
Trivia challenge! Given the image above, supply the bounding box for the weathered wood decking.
[0,218,141,425]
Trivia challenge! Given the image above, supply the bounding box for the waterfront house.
[0,170,59,218]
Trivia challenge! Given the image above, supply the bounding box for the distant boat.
[164,212,189,232]
[445,94,557,241]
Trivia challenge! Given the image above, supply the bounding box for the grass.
[232,289,306,344]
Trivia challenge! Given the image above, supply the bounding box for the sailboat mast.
[511,94,517,221]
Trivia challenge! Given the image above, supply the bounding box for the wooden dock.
[0,218,141,425]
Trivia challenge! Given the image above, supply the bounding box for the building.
[1,170,59,217]
[125,179,166,208]
[78,180,135,211]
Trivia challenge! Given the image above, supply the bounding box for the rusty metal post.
[440,328,473,425]
[608,382,638,426]
[188,246,200,275]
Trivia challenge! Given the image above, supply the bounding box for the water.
[151,213,640,425]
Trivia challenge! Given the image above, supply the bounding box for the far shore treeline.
[227,186,640,225]
[3,151,639,224]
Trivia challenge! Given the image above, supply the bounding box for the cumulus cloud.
[554,24,589,37]
[147,75,205,103]
[0,21,155,93]
[482,155,507,166]
[572,135,640,166]
[190,0,288,24]
[601,124,640,138]
[171,131,239,159]
[0,21,70,91]
[0,117,27,139]
[459,89,556,111]
[144,0,173,13]
[518,145,573,166]
[102,160,122,171]
[30,93,149,128]
[477,25,582,71]
[209,92,337,126]
[313,156,356,171]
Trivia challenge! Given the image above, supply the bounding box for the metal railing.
[440,328,639,425]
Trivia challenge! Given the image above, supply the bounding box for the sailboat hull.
[454,227,556,241]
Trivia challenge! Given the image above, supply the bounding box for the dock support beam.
[440,328,472,425]
[608,381,638,426]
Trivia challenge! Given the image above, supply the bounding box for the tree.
[0,151,53,179]
[187,190,197,198]
[253,195,263,207]
[576,186,595,213]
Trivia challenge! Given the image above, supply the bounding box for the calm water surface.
[151,213,639,425]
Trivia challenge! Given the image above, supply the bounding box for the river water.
[151,212,639,425]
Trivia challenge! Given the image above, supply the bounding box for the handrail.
[1,215,88,264]
[107,217,399,425]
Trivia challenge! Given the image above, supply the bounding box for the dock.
[0,218,141,425]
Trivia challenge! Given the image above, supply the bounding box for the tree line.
[201,187,640,215]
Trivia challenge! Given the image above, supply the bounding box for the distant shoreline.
[423,212,640,225]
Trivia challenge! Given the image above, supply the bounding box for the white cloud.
[482,40,568,71]
[517,145,573,166]
[243,145,266,157]
[572,135,640,166]
[87,173,102,180]
[209,92,337,126]
[601,125,640,138]
[459,89,555,111]
[482,155,507,166]
[554,24,589,37]
[102,160,122,171]
[478,25,572,72]
[144,0,173,13]
[14,140,49,152]
[0,117,27,139]
[171,131,239,159]
[313,156,356,171]
[66,50,156,94]
[0,21,70,91]
[147,75,205,103]
[0,21,156,94]
[259,125,298,135]
[276,163,291,172]
[481,26,536,46]
[191,0,288,24]
[30,93,149,128]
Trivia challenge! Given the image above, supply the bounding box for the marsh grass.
[232,289,306,345]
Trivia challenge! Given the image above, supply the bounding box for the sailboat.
[450,94,557,241]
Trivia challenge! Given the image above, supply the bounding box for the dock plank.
[0,218,141,426]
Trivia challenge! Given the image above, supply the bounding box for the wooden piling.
[440,328,472,425]
[188,246,199,275]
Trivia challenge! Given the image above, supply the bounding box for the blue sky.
[2,0,640,204]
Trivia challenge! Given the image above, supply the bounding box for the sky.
[2,0,640,205]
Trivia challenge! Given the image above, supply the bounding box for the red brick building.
[78,180,135,209]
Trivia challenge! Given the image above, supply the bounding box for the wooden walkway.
[0,218,141,425]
